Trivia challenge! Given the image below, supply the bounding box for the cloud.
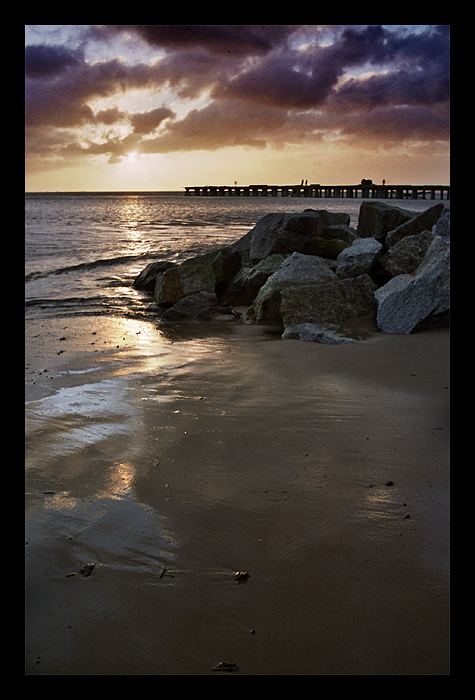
[25,44,84,78]
[130,107,175,134]
[25,25,450,173]
[87,24,297,55]
[217,25,450,111]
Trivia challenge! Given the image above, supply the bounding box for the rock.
[282,323,358,344]
[155,261,216,306]
[357,201,417,239]
[133,260,177,292]
[432,206,450,240]
[309,209,351,233]
[219,254,288,306]
[212,662,239,672]
[318,223,359,245]
[181,246,242,296]
[336,238,383,278]
[154,246,241,306]
[386,203,446,248]
[249,252,336,323]
[308,237,349,259]
[375,236,450,333]
[280,274,378,327]
[249,211,319,264]
[154,266,183,305]
[228,227,254,266]
[380,229,436,277]
[160,291,219,322]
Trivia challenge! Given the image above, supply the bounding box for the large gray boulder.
[357,201,417,239]
[336,237,383,278]
[280,274,378,327]
[385,203,445,248]
[249,212,319,264]
[375,236,450,333]
[380,229,436,277]
[432,206,450,240]
[248,252,336,323]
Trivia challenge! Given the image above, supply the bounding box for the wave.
[25,251,155,282]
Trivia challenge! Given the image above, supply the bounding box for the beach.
[25,316,450,675]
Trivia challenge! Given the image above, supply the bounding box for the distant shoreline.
[25,190,186,196]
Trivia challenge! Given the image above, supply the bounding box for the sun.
[126,151,139,162]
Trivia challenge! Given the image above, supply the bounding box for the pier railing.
[184,184,450,200]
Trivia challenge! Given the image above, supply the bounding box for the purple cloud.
[25,25,450,168]
[87,24,297,55]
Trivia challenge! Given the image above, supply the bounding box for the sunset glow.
[25,25,450,192]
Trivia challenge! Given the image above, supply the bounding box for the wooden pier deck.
[184,183,450,200]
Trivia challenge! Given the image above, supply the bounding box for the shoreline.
[25,320,450,675]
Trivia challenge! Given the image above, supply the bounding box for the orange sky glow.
[25,25,450,192]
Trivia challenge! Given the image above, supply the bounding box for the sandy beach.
[25,318,449,675]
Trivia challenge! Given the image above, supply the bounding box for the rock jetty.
[133,201,450,343]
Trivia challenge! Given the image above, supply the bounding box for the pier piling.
[184,184,450,200]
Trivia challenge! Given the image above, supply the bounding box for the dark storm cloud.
[220,25,450,111]
[25,25,450,167]
[25,51,158,128]
[130,107,176,134]
[25,44,84,78]
[87,24,296,55]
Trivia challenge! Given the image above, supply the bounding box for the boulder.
[336,237,383,278]
[375,236,450,333]
[282,323,358,344]
[357,201,417,239]
[154,266,183,305]
[133,260,177,292]
[180,246,242,295]
[249,252,336,323]
[155,262,215,306]
[318,223,359,245]
[380,229,435,277]
[249,211,319,264]
[154,245,241,307]
[280,274,378,327]
[219,254,287,306]
[385,203,445,248]
[310,209,351,233]
[228,227,254,266]
[160,291,219,322]
[432,206,450,240]
[308,237,349,259]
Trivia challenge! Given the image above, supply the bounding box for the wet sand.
[25,320,450,675]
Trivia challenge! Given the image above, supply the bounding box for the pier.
[184,183,450,200]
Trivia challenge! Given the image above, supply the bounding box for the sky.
[25,25,450,192]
